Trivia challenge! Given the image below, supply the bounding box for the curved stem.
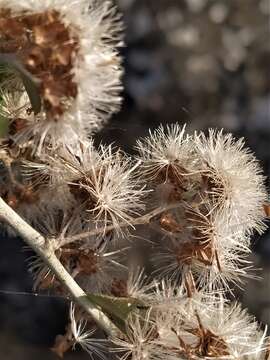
[0,197,117,335]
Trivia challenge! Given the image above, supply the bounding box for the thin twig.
[64,204,180,245]
[0,197,118,335]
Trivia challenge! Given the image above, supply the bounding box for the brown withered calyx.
[0,8,79,120]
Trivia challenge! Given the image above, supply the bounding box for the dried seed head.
[153,294,268,359]
[153,204,253,291]
[0,0,123,152]
[0,8,79,118]
[138,124,268,235]
[137,124,268,291]
[69,303,107,358]
[112,294,268,360]
[0,144,47,220]
[194,130,268,235]
[136,124,197,183]
[41,142,147,234]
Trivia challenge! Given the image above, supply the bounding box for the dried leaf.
[263,203,270,217]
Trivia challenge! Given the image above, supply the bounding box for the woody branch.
[0,196,118,336]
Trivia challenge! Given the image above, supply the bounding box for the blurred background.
[0,0,269,358]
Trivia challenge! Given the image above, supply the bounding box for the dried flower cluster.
[0,0,123,152]
[0,1,269,359]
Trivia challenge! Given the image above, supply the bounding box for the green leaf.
[0,116,9,137]
[0,53,42,114]
[86,293,149,333]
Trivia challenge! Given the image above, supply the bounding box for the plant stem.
[0,197,118,335]
[64,204,180,245]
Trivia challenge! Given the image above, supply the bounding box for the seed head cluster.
[0,0,123,152]
[0,1,269,359]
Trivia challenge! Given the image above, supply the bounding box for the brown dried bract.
[77,250,99,275]
[184,271,196,298]
[176,240,214,267]
[68,167,107,213]
[172,210,222,275]
[69,180,93,205]
[160,212,183,233]
[4,185,40,209]
[0,161,40,208]
[172,314,229,358]
[0,8,79,120]
[201,172,225,204]
[155,164,190,202]
[51,322,73,358]
[111,278,128,297]
[196,329,229,357]
[51,334,73,358]
[194,313,229,358]
[38,272,60,291]
[263,203,270,218]
[59,246,100,277]
[0,149,42,208]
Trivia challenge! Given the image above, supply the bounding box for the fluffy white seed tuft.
[70,303,107,359]
[194,129,268,234]
[0,0,123,153]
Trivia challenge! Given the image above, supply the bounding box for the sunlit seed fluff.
[0,89,27,121]
[125,267,156,299]
[35,139,102,185]
[147,279,226,310]
[0,0,123,153]
[111,313,170,360]
[194,130,268,234]
[83,152,146,234]
[69,303,107,359]
[26,140,147,234]
[152,205,253,291]
[153,294,268,359]
[136,123,198,182]
[187,207,255,291]
[55,143,146,233]
[111,295,268,360]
